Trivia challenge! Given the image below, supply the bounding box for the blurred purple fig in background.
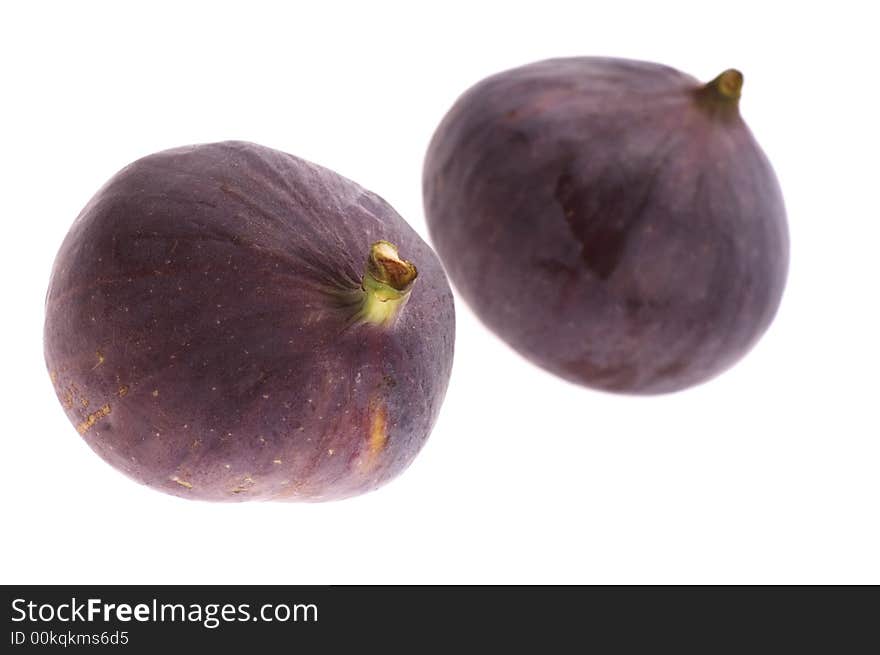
[424,57,788,394]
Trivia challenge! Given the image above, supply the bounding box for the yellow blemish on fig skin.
[357,401,388,472]
[151,389,159,397]
[49,371,58,384]
[92,351,105,369]
[231,476,256,494]
[81,398,90,408]
[77,404,111,434]
[273,459,282,464]
[171,476,193,489]
[117,385,129,397]
[368,405,388,456]
[368,404,388,456]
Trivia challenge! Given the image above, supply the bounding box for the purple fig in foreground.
[424,57,788,394]
[45,141,454,501]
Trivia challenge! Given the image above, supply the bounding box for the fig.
[424,57,788,394]
[45,141,454,501]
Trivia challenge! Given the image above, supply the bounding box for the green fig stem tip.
[708,68,744,101]
[359,241,418,327]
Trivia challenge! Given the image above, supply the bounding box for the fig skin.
[424,57,789,394]
[45,141,454,501]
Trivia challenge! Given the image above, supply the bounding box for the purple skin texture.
[424,57,788,394]
[45,141,455,501]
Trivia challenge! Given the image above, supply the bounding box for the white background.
[2,1,878,584]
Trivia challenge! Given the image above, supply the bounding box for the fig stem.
[701,68,743,101]
[358,241,418,328]
[694,68,743,117]
[711,68,744,100]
